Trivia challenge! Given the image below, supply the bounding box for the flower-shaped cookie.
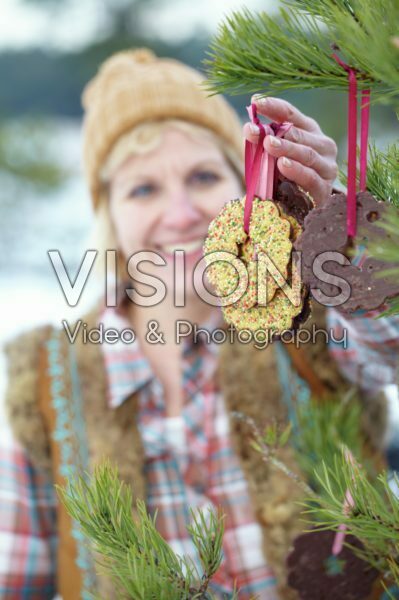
[204,196,305,332]
[204,197,293,307]
[224,288,303,333]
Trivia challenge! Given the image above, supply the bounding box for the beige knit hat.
[81,48,243,208]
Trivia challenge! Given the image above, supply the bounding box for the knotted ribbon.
[244,103,292,235]
[332,53,371,238]
[331,448,356,557]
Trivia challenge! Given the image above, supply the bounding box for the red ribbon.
[332,53,371,238]
[244,103,292,235]
[244,104,266,235]
[331,449,356,557]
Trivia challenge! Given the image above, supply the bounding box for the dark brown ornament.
[286,529,378,600]
[291,289,312,330]
[294,192,399,314]
[274,178,312,331]
[276,179,314,226]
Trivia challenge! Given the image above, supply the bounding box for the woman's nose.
[162,192,202,230]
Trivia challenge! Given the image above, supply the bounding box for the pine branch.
[204,8,358,97]
[303,449,399,586]
[374,297,399,318]
[232,389,369,501]
[186,509,225,596]
[57,463,233,599]
[204,0,399,102]
[365,202,399,317]
[233,402,399,587]
[368,208,399,267]
[233,391,377,521]
[339,142,399,222]
[289,0,359,21]
[292,392,368,497]
[326,0,399,95]
[363,143,399,207]
[231,411,316,498]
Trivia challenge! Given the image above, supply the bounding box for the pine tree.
[205,0,399,593]
[205,0,399,315]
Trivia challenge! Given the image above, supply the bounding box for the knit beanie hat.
[81,48,243,209]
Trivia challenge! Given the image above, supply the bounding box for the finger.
[245,121,338,158]
[243,122,263,145]
[252,96,320,133]
[283,126,337,158]
[264,135,338,180]
[276,156,331,206]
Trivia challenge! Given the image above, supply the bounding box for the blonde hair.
[87,119,244,281]
[81,48,243,207]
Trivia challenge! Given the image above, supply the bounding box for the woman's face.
[108,127,242,300]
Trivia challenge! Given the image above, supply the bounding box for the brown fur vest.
[3,302,385,599]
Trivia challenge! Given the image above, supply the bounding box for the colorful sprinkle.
[203,196,304,332]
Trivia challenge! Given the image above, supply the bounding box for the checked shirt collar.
[99,303,223,410]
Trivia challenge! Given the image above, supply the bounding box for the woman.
[1,49,397,600]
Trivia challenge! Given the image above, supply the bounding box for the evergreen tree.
[205,0,399,314]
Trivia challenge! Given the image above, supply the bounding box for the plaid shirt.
[101,306,276,599]
[327,308,399,393]
[1,306,399,598]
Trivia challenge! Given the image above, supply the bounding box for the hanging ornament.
[203,103,309,333]
[204,198,293,307]
[286,530,379,600]
[295,191,399,313]
[295,52,399,314]
[276,178,313,227]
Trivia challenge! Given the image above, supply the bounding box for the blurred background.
[0,0,398,408]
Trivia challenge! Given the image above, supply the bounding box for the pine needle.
[57,462,231,599]
[204,0,399,102]
[304,449,399,587]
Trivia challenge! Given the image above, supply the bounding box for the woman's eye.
[190,171,221,186]
[127,183,155,198]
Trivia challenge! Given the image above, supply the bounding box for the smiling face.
[108,126,243,299]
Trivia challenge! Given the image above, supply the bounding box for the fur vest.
[3,301,386,599]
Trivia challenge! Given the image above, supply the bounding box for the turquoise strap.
[46,329,96,598]
[274,341,311,434]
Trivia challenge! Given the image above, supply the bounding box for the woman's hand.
[244,96,338,206]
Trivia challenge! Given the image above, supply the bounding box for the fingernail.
[269,136,282,148]
[252,94,268,106]
[250,124,260,135]
[282,157,293,167]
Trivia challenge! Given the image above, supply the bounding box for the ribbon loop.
[244,102,292,235]
[331,449,357,556]
[332,53,371,238]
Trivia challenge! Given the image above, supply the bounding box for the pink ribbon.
[332,449,356,556]
[332,53,371,238]
[332,488,355,555]
[244,103,292,235]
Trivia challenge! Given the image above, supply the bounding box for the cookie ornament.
[295,192,399,313]
[204,103,309,333]
[286,530,378,600]
[294,55,399,315]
